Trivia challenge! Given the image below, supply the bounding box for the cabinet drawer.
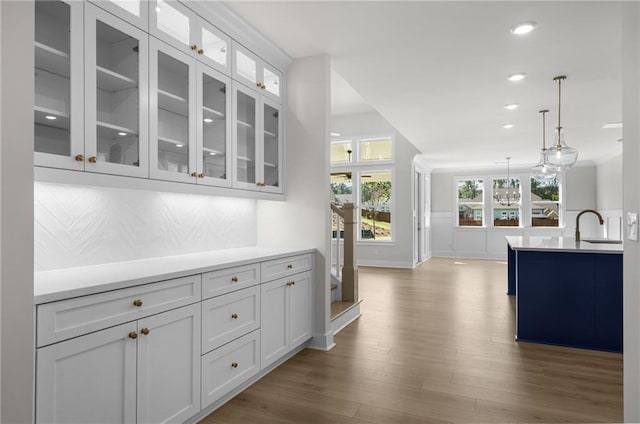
[261,253,312,282]
[37,275,202,347]
[202,286,260,354]
[202,263,260,300]
[201,329,260,409]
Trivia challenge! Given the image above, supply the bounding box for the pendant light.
[494,157,520,206]
[543,76,578,168]
[531,109,557,180]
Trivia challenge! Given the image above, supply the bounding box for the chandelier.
[543,75,578,169]
[531,109,558,181]
[494,157,520,206]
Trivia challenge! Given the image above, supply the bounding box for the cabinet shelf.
[203,147,224,156]
[264,162,278,168]
[158,136,186,146]
[35,106,70,130]
[237,155,254,162]
[97,121,137,139]
[203,106,225,120]
[97,66,137,92]
[158,89,188,117]
[237,120,254,129]
[263,130,277,138]
[35,41,70,78]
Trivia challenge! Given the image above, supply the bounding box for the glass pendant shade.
[543,128,578,169]
[532,151,557,181]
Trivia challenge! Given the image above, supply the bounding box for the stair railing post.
[341,203,358,302]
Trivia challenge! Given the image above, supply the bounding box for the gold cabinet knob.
[129,331,138,340]
[291,281,296,286]
[286,281,292,287]
[198,173,205,178]
[140,327,150,335]
[88,156,97,163]
[256,82,262,88]
[197,49,204,55]
[231,362,238,368]
[231,276,238,283]
[262,83,267,89]
[191,44,198,51]
[74,154,85,162]
[191,172,198,177]
[133,299,143,307]
[231,313,238,319]
[287,264,293,269]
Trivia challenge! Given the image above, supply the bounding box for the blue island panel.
[515,250,622,352]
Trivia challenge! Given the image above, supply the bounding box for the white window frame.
[357,167,395,244]
[455,176,486,227]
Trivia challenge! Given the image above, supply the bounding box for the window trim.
[357,168,394,243]
[331,133,395,166]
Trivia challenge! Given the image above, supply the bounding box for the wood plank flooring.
[201,257,623,423]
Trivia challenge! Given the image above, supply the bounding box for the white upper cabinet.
[232,41,282,103]
[149,38,197,183]
[149,0,231,76]
[85,4,149,178]
[260,97,283,193]
[196,63,233,187]
[34,0,84,171]
[88,0,149,30]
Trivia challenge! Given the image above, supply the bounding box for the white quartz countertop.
[35,246,315,305]
[505,236,623,254]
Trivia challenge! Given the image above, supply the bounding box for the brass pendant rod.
[539,109,549,150]
[553,76,567,148]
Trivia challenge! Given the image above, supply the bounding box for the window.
[330,172,352,239]
[330,134,395,242]
[531,175,560,227]
[359,137,392,162]
[330,141,353,164]
[360,171,392,240]
[492,177,520,226]
[457,179,483,226]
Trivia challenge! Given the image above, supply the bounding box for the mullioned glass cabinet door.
[149,38,197,183]
[232,82,259,190]
[34,0,84,170]
[84,4,149,178]
[87,0,149,31]
[260,98,283,193]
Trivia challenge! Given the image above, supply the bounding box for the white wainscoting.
[431,210,622,260]
[35,183,258,271]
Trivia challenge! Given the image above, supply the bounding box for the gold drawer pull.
[74,154,85,162]
[140,327,150,335]
[231,362,238,368]
[133,299,143,307]
[129,331,137,340]
[88,156,97,163]
[231,313,238,319]
[231,276,238,283]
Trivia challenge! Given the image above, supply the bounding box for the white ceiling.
[224,1,623,169]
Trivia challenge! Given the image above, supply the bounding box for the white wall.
[1,1,34,422]
[331,111,420,268]
[431,164,601,259]
[35,183,257,271]
[623,4,640,420]
[257,54,333,350]
[596,153,624,240]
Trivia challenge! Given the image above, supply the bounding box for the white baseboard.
[308,330,335,351]
[432,251,505,260]
[330,300,362,335]
[357,259,414,268]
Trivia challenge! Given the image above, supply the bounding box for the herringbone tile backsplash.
[35,183,257,271]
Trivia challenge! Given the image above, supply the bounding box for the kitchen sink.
[582,239,623,244]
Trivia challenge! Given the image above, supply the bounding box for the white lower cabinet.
[36,302,200,424]
[201,329,260,408]
[260,270,312,369]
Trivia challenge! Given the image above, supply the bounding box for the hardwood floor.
[201,257,623,423]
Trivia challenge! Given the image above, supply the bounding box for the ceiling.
[224,1,623,169]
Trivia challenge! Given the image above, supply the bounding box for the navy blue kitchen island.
[506,236,623,353]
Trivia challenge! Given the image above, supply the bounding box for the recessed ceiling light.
[203,118,213,123]
[45,115,57,120]
[176,144,184,148]
[507,73,527,82]
[504,103,520,110]
[510,22,537,35]
[117,132,127,136]
[602,122,623,129]
[502,123,515,129]
[330,132,341,137]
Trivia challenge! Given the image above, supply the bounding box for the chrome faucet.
[575,209,604,241]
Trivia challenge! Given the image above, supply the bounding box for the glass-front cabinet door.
[88,0,149,30]
[196,63,231,187]
[149,0,195,54]
[84,4,149,177]
[149,39,196,183]
[34,0,84,170]
[232,41,282,104]
[232,82,259,190]
[260,98,283,193]
[195,16,231,76]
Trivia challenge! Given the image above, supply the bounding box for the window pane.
[330,141,353,164]
[330,173,352,239]
[493,178,520,226]
[458,179,483,226]
[360,172,392,240]
[359,137,392,161]
[531,176,560,227]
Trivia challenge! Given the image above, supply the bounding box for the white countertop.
[35,246,315,305]
[505,236,623,254]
